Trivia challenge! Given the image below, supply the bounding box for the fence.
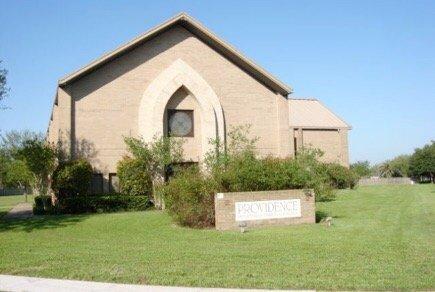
[358,177,414,186]
[0,188,28,196]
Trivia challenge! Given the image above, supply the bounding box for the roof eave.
[290,125,352,130]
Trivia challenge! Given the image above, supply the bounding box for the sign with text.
[215,189,315,231]
[235,199,301,222]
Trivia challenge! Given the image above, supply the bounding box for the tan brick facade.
[215,189,316,231]
[294,128,349,166]
[47,14,350,192]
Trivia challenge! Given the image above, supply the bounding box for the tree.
[2,159,33,189]
[378,161,394,178]
[15,138,57,195]
[350,160,372,178]
[409,141,435,182]
[389,155,410,177]
[0,130,44,189]
[376,155,411,178]
[0,130,43,158]
[0,60,9,109]
[122,135,184,207]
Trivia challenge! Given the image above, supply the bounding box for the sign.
[235,199,301,222]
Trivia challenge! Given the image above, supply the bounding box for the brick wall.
[215,189,315,231]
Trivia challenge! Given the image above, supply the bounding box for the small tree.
[0,130,43,188]
[377,155,411,178]
[122,135,184,207]
[204,124,258,174]
[2,159,33,190]
[15,138,56,195]
[389,155,410,177]
[409,141,435,182]
[350,160,372,178]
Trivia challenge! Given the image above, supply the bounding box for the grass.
[0,185,434,289]
[0,194,33,218]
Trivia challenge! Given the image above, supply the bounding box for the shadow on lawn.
[0,215,89,233]
[315,210,343,223]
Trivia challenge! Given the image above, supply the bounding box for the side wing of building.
[288,98,351,167]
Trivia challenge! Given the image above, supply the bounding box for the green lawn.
[0,185,433,290]
[0,194,32,218]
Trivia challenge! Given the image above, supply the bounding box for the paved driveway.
[3,202,33,219]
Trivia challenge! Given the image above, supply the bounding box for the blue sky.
[0,0,434,164]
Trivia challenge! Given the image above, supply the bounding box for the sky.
[0,0,434,164]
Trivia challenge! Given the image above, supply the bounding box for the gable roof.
[58,12,292,95]
[288,98,351,129]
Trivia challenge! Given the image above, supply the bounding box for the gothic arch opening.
[138,59,225,160]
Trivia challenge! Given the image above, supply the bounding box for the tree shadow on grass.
[0,215,89,233]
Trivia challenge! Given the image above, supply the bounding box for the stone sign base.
[214,189,315,231]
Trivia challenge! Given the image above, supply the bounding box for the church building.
[47,13,351,193]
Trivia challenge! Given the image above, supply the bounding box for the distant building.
[47,13,351,193]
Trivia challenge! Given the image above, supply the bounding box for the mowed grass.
[0,194,33,218]
[0,185,433,290]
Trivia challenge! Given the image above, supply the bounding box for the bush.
[51,159,93,198]
[157,127,352,228]
[117,157,153,197]
[321,163,358,189]
[214,154,313,193]
[56,194,151,214]
[158,167,218,228]
[212,151,336,202]
[33,195,53,215]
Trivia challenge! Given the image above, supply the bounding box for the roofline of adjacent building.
[289,97,352,130]
[57,12,292,95]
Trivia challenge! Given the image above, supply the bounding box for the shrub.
[51,159,93,198]
[117,157,153,197]
[322,163,358,189]
[56,194,151,214]
[33,195,53,215]
[214,155,313,193]
[158,167,218,228]
[161,127,346,228]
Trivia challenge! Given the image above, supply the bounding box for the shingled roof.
[288,98,351,129]
[58,12,292,95]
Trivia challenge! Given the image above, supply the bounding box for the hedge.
[56,194,151,214]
